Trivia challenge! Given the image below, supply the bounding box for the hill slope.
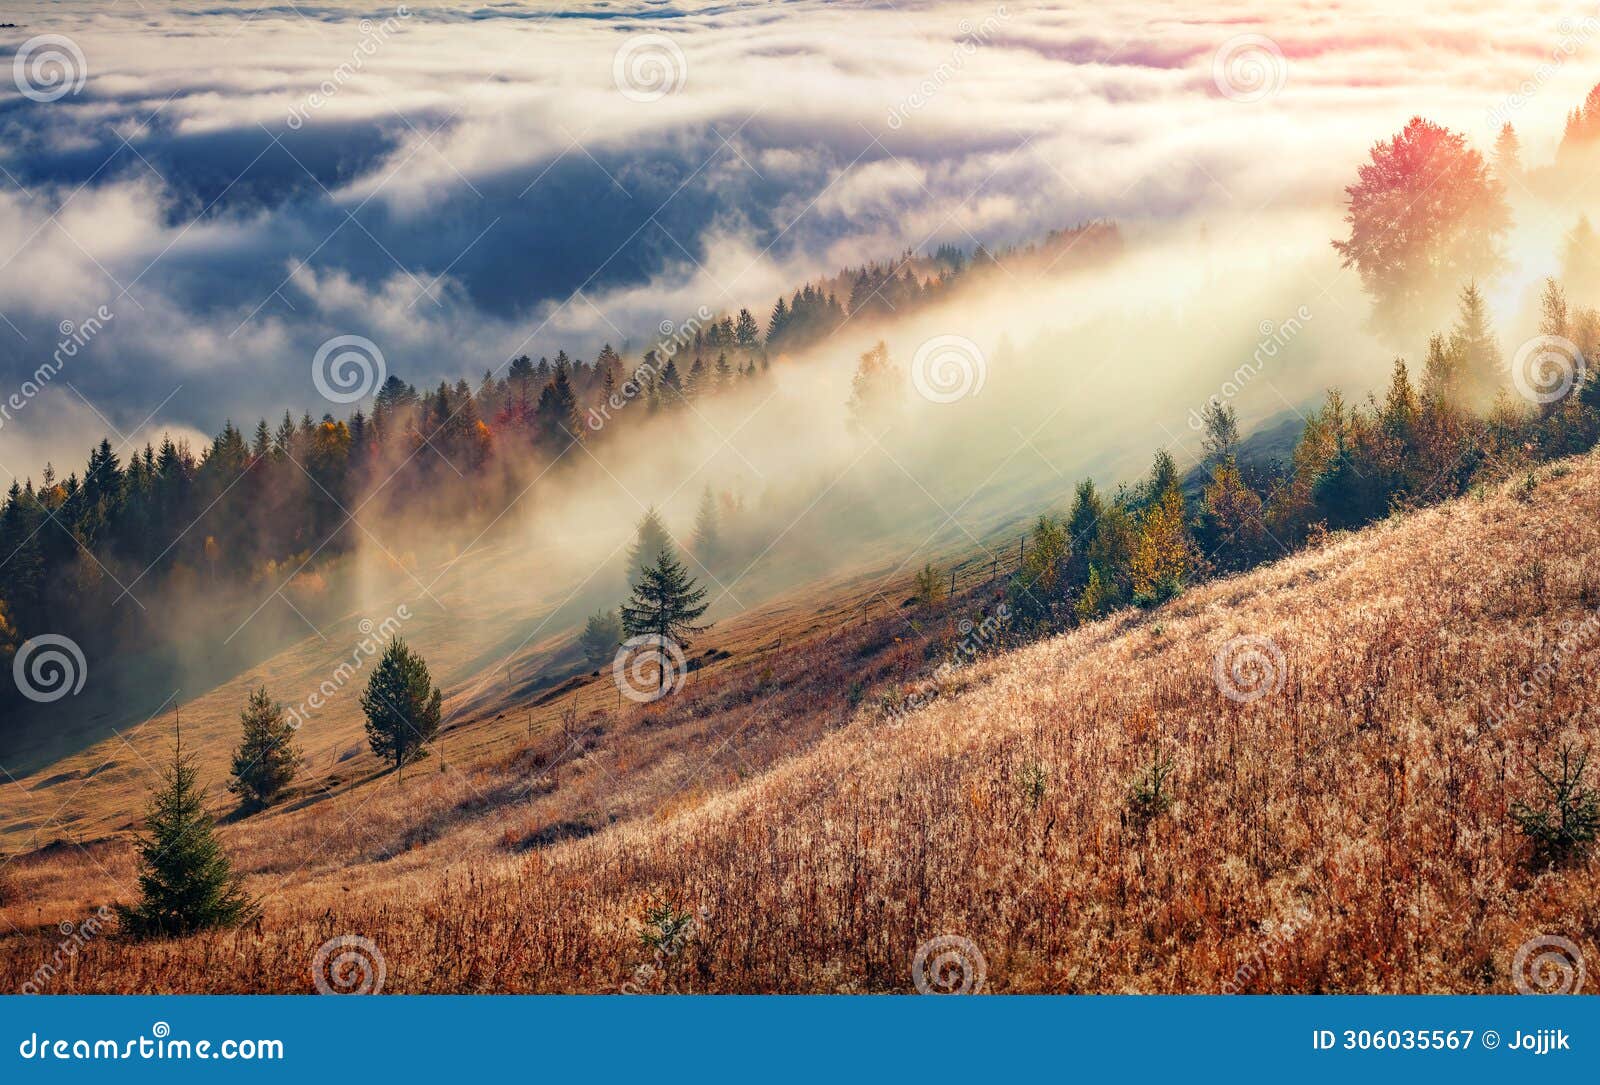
[4,453,1598,992]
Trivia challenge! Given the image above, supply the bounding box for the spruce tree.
[1449,281,1502,403]
[228,687,300,810]
[691,486,722,570]
[117,732,255,938]
[627,507,675,587]
[360,638,443,774]
[620,554,711,693]
[579,609,624,668]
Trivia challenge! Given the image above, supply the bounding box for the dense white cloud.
[0,0,1595,477]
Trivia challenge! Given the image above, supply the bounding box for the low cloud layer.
[0,0,1594,478]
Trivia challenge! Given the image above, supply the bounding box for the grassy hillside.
[3,451,1597,992]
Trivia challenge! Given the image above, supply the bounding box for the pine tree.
[1449,280,1502,404]
[627,507,675,587]
[360,638,443,775]
[620,554,711,693]
[734,308,760,350]
[1493,121,1521,181]
[691,486,722,570]
[228,687,300,809]
[117,731,255,938]
[1563,216,1600,300]
[767,296,789,347]
[579,609,624,668]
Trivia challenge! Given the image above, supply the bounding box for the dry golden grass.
[3,454,1599,992]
